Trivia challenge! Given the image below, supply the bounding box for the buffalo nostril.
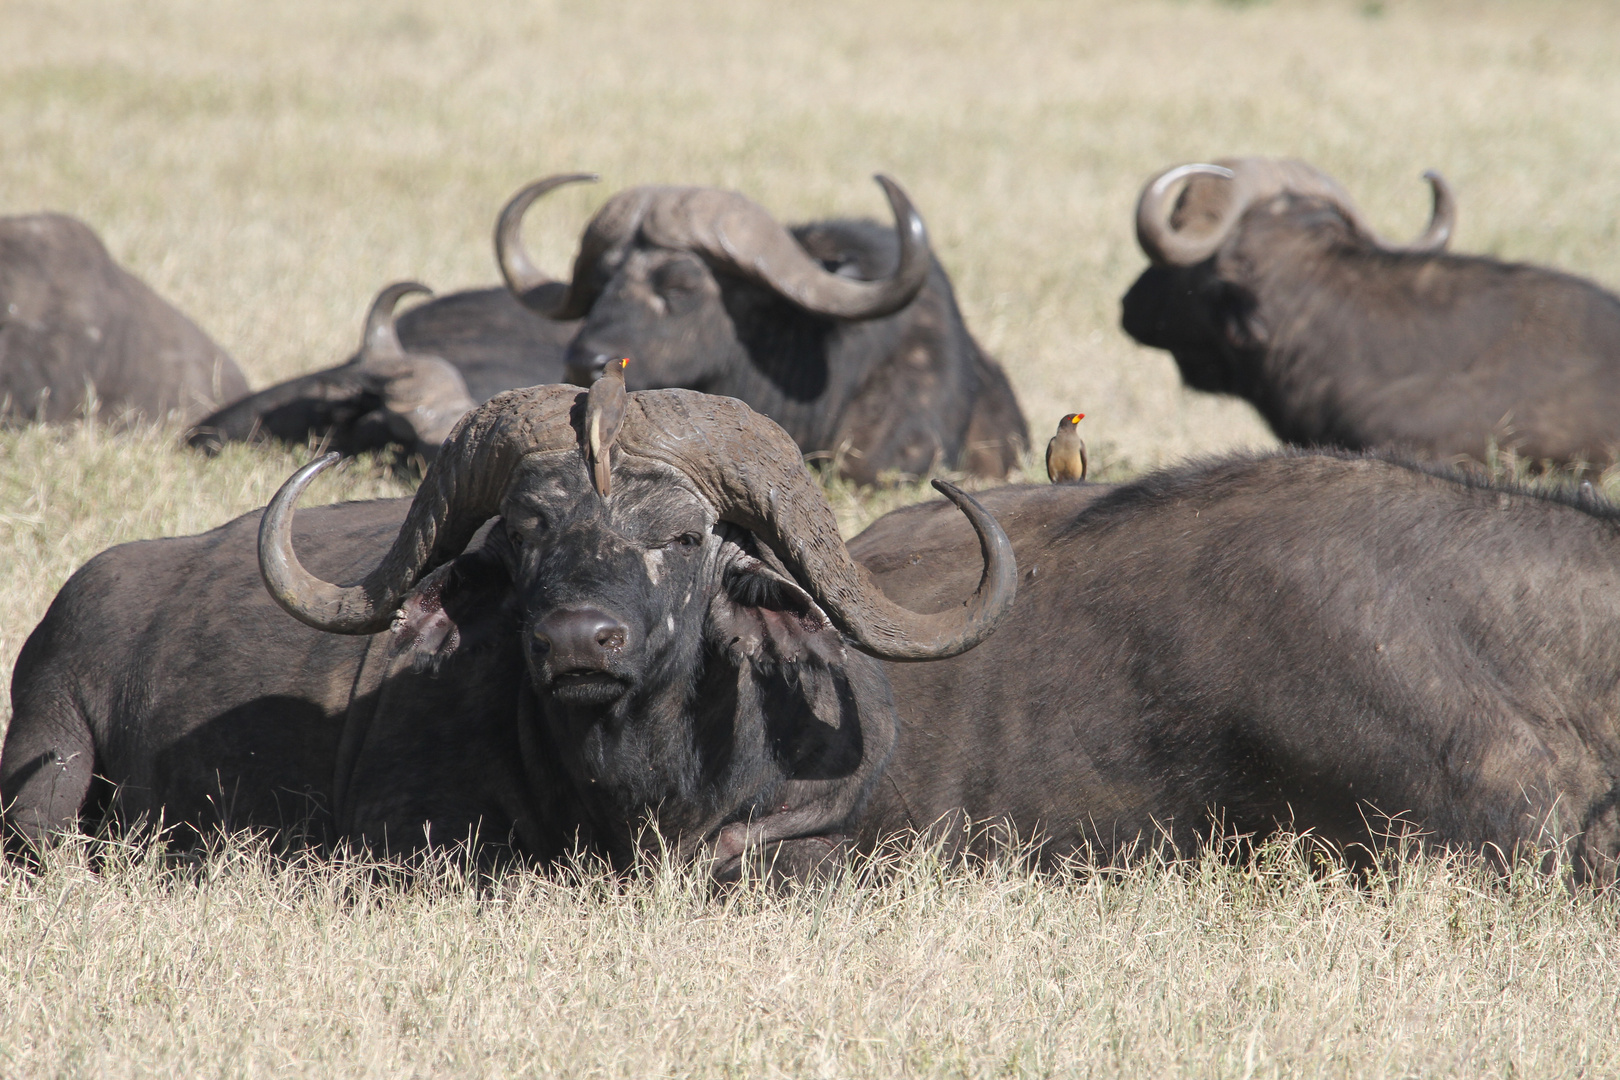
[532,608,629,671]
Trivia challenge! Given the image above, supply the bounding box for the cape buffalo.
[1121,157,1620,466]
[496,173,1030,485]
[1,212,248,426]
[9,394,1620,885]
[848,464,1620,884]
[4,387,1014,879]
[186,281,575,459]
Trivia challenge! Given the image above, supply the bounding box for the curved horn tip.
[257,450,342,608]
[504,172,602,215]
[926,477,1019,651]
[1410,169,1456,251]
[873,173,927,246]
[258,451,389,635]
[1151,162,1235,198]
[1135,162,1245,267]
[369,280,435,316]
[497,173,604,317]
[278,451,343,506]
[388,280,434,299]
[874,175,926,242]
[362,282,433,358]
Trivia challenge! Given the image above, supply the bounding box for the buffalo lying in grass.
[5,386,1013,879]
[497,173,1028,484]
[848,463,1619,883]
[187,174,1028,485]
[1,212,247,426]
[1122,157,1620,467]
[186,281,574,460]
[9,392,1618,885]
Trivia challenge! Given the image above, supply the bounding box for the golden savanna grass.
[4,0,1620,1075]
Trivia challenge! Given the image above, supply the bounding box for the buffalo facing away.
[1122,157,1620,466]
[5,387,1014,879]
[1,213,248,426]
[7,388,1620,886]
[186,281,575,460]
[497,174,1029,484]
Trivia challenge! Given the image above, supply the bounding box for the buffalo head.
[493,174,929,389]
[187,282,476,460]
[258,386,1015,872]
[1121,157,1456,402]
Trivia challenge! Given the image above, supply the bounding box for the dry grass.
[3,831,1618,1079]
[7,0,1620,472]
[6,0,1620,1075]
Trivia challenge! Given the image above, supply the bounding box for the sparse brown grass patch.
[2,831,1618,1078]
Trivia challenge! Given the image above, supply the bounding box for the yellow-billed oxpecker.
[585,356,629,496]
[1045,412,1087,483]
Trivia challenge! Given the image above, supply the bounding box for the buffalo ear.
[1215,282,1268,350]
[390,518,517,675]
[710,554,853,737]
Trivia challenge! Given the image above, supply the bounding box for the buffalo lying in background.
[1,213,248,426]
[5,387,1013,879]
[497,174,1029,484]
[1122,157,1620,466]
[9,388,1620,886]
[187,281,575,459]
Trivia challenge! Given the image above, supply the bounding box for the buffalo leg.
[1,693,96,853]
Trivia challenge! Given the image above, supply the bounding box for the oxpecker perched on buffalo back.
[1045,413,1087,483]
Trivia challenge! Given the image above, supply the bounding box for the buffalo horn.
[502,174,933,322]
[495,173,601,318]
[640,174,931,320]
[259,385,585,633]
[260,387,1015,660]
[1137,158,1456,267]
[1408,170,1456,252]
[357,281,432,365]
[1134,163,1240,267]
[616,390,1016,660]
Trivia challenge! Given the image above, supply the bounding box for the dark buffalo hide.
[10,437,1619,885]
[502,176,1029,485]
[3,438,912,882]
[1123,159,1620,466]
[849,457,1620,884]
[1,213,247,426]
[187,286,575,460]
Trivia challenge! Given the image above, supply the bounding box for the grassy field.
[2,833,1617,1079]
[5,0,1620,1075]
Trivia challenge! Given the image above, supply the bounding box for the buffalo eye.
[652,262,708,316]
[667,532,702,551]
[507,513,546,548]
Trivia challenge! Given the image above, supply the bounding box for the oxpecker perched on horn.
[585,357,629,496]
[1045,413,1087,483]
